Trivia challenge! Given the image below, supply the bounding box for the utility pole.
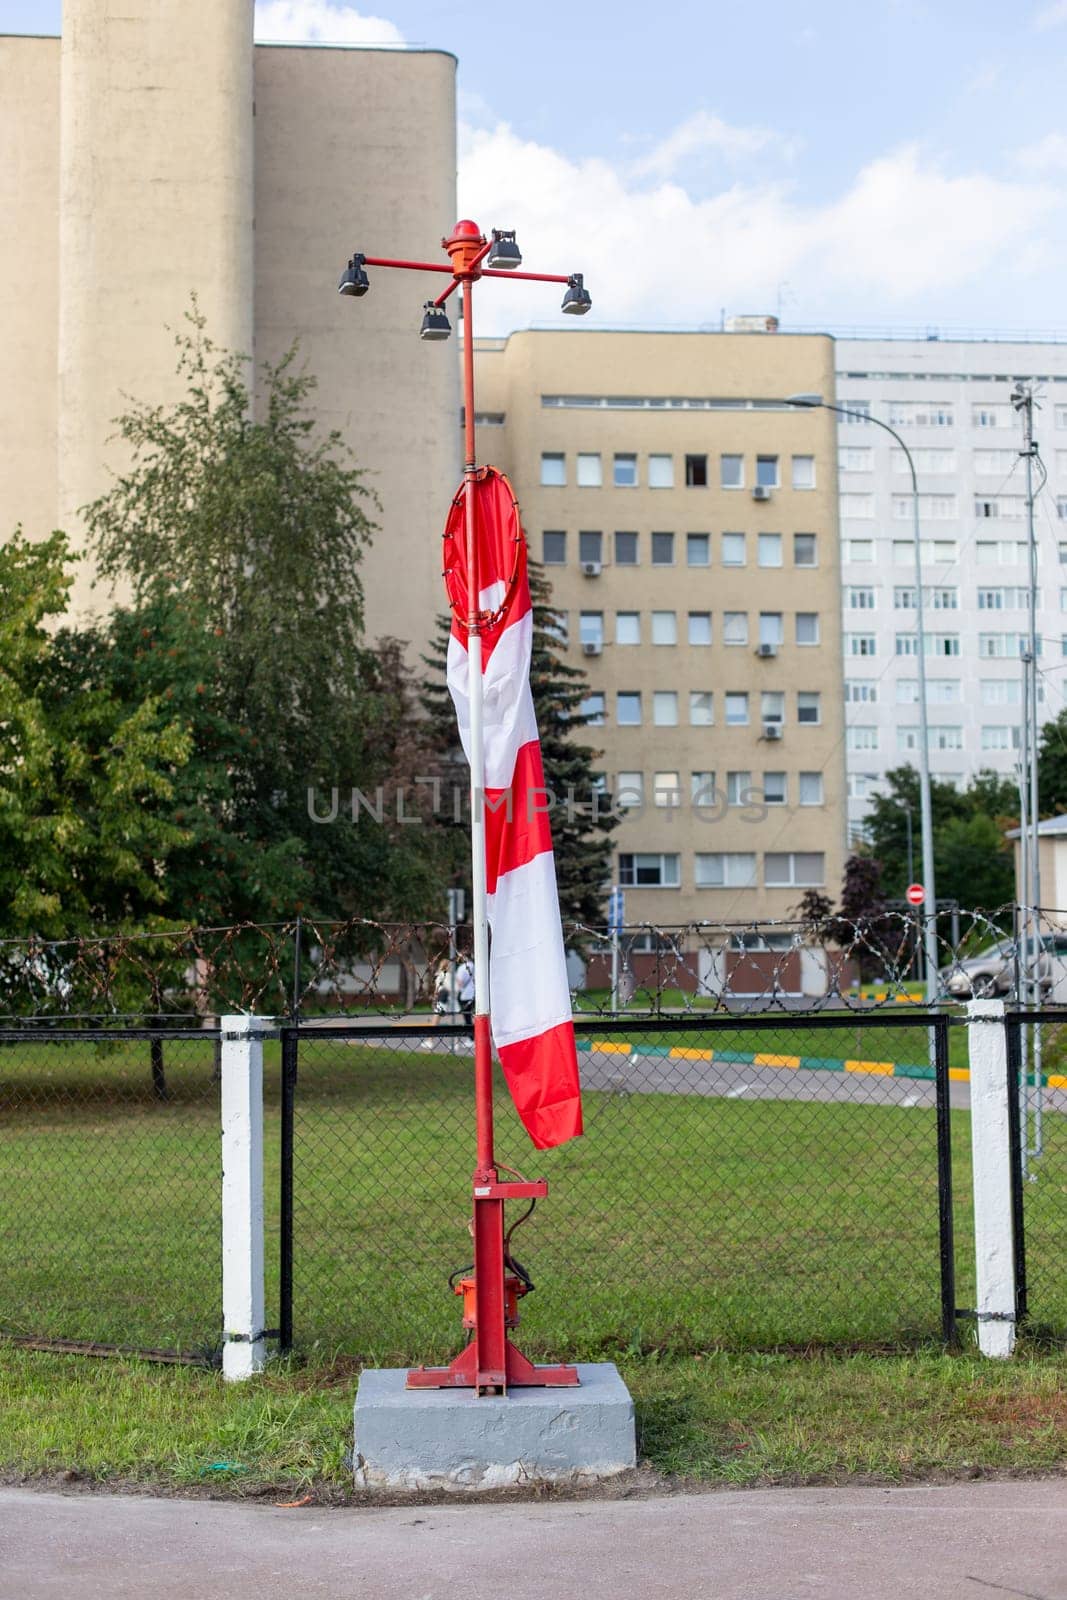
[1012,382,1044,1161]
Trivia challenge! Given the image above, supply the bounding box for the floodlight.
[561,273,591,315]
[487,229,522,270]
[420,302,452,340]
[338,254,370,297]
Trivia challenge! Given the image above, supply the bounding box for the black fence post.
[279,1026,297,1353]
[150,1018,167,1102]
[933,1013,957,1346]
[1005,1013,1028,1323]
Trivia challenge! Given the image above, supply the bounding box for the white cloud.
[254,1,404,45]
[631,110,785,181]
[458,119,1060,333]
[1034,0,1067,26]
[1019,132,1067,170]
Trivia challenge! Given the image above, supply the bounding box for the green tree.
[1037,708,1067,816]
[420,562,617,930]
[83,310,449,923]
[863,765,1017,911]
[0,532,190,936]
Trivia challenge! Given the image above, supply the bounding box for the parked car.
[940,932,1067,998]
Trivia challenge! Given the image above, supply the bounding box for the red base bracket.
[407,1339,579,1391]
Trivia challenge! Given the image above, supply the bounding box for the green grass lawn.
[2,1343,1066,1496]
[3,1020,1066,1364]
[2,1023,1067,1494]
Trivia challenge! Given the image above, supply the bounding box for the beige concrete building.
[473,329,847,924]
[1,5,459,633]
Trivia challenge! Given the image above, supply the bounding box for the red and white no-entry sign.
[906,883,926,906]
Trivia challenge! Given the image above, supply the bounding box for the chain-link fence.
[282,1013,958,1363]
[0,1026,227,1361]
[1005,1013,1067,1341]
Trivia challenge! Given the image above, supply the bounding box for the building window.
[840,493,875,518]
[888,401,954,427]
[648,453,674,489]
[765,851,825,887]
[756,455,779,489]
[615,611,641,646]
[725,692,749,726]
[691,772,716,806]
[542,530,566,565]
[791,455,816,490]
[685,454,708,487]
[891,447,956,474]
[763,771,787,805]
[1057,498,1067,521]
[619,852,680,888]
[759,612,784,647]
[796,612,820,645]
[843,539,874,562]
[932,727,964,751]
[761,691,785,725]
[579,611,603,649]
[614,530,638,565]
[579,530,603,564]
[978,540,1028,565]
[845,680,877,703]
[758,532,783,568]
[651,610,677,645]
[981,726,1021,752]
[723,611,749,646]
[847,726,879,751]
[617,691,642,725]
[897,726,919,753]
[653,690,678,727]
[928,679,961,704]
[651,531,675,566]
[981,678,1022,706]
[695,852,758,889]
[653,771,681,807]
[896,679,919,705]
[687,532,710,567]
[540,452,565,486]
[839,446,872,471]
[613,453,638,488]
[721,532,746,566]
[687,611,712,645]
[794,533,817,566]
[846,586,876,609]
[576,452,602,487]
[847,634,877,656]
[798,771,824,805]
[840,400,872,424]
[972,405,1010,429]
[726,770,753,807]
[895,633,918,656]
[973,449,1014,475]
[689,691,714,725]
[894,539,959,565]
[580,692,605,726]
[720,454,744,489]
[615,771,644,808]
[797,691,820,724]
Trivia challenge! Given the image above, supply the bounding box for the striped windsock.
[443,469,583,1150]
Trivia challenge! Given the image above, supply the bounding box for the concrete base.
[353,1362,636,1491]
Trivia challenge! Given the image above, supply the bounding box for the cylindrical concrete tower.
[58,0,255,612]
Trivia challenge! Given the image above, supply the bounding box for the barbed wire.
[0,905,1065,1020]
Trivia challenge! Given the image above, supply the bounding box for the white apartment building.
[835,338,1067,840]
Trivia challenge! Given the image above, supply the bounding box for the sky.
[5,0,1067,336]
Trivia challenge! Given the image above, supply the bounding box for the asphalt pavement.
[3,1480,1066,1600]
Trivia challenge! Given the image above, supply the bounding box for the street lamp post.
[338,223,591,1394]
[786,394,939,1004]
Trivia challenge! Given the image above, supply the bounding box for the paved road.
[3,1481,1066,1600]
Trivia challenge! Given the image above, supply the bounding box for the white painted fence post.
[966,998,1017,1358]
[221,1014,266,1381]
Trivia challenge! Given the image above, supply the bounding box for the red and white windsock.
[443,469,583,1150]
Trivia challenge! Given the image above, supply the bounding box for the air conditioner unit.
[582,641,603,657]
[752,485,771,502]
[762,721,783,740]
[756,643,777,658]
[581,560,602,577]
